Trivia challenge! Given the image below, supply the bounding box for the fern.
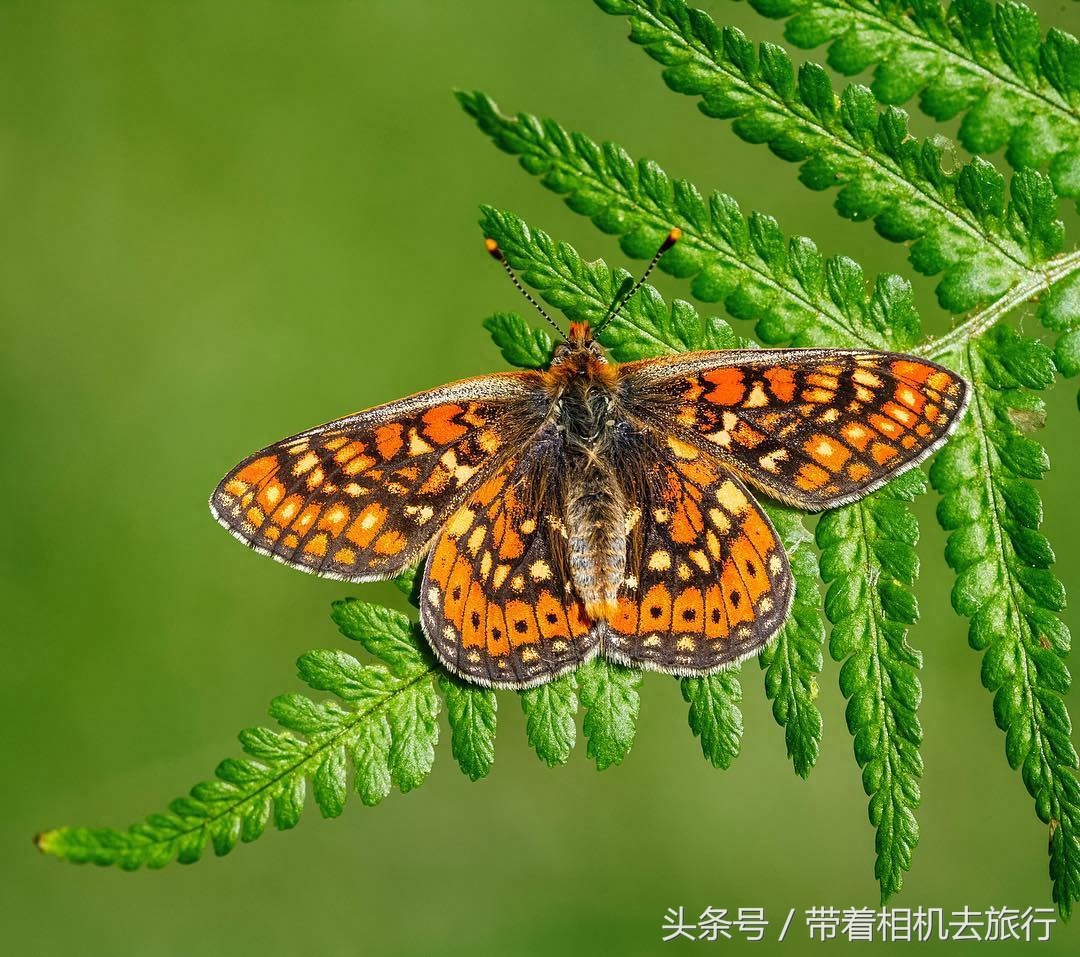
[747,0,1080,203]
[39,0,1080,921]
[818,470,926,899]
[594,0,1067,312]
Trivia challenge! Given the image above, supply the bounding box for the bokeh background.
[3,1,1079,954]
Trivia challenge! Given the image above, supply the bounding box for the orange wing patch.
[420,448,599,689]
[602,443,792,675]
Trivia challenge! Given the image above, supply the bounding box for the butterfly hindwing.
[601,436,793,674]
[620,349,969,510]
[421,432,600,689]
[211,373,545,581]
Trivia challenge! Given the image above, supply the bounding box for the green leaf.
[594,0,1068,311]
[816,469,926,901]
[439,676,497,781]
[750,0,1080,203]
[35,664,436,868]
[930,331,1080,918]
[386,679,440,793]
[482,312,554,368]
[759,504,824,778]
[460,90,917,349]
[681,672,743,769]
[578,658,643,769]
[521,674,579,767]
[331,598,428,677]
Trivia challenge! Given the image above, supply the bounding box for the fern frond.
[521,675,579,767]
[579,658,644,769]
[37,605,440,869]
[594,0,1067,311]
[460,90,921,349]
[439,677,498,781]
[748,0,1080,202]
[760,504,825,778]
[816,470,926,901]
[682,671,745,769]
[930,328,1080,917]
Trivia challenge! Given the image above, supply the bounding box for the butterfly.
[211,229,970,689]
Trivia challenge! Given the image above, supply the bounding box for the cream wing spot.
[648,550,671,571]
[716,481,749,514]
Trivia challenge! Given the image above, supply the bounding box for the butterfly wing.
[211,373,546,581]
[601,435,793,674]
[619,349,969,510]
[420,428,600,689]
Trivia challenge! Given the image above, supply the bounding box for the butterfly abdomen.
[565,458,627,621]
[558,380,627,621]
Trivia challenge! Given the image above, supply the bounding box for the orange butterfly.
[211,231,969,689]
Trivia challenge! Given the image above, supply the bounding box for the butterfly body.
[213,319,969,690]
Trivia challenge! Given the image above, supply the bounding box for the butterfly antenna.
[593,228,682,336]
[485,239,568,342]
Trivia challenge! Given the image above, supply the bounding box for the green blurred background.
[3,1,1079,954]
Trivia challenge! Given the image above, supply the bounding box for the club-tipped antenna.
[485,239,568,342]
[593,228,682,336]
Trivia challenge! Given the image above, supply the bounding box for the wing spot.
[716,481,749,514]
[653,508,670,523]
[470,611,481,628]
[519,518,536,535]
[649,605,664,620]
[521,647,539,663]
[853,368,883,388]
[681,608,697,622]
[677,563,692,581]
[530,560,552,581]
[648,550,671,571]
[758,449,788,473]
[744,383,769,408]
[407,429,434,455]
[709,508,732,532]
[689,549,710,572]
[446,508,475,537]
[676,636,695,651]
[291,452,319,476]
[730,590,741,608]
[427,587,440,607]
[467,525,486,555]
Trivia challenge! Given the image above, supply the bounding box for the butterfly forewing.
[602,436,792,674]
[211,373,545,581]
[420,433,600,689]
[620,349,969,510]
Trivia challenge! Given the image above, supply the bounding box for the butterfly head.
[547,321,615,387]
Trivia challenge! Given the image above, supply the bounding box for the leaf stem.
[923,249,1080,359]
